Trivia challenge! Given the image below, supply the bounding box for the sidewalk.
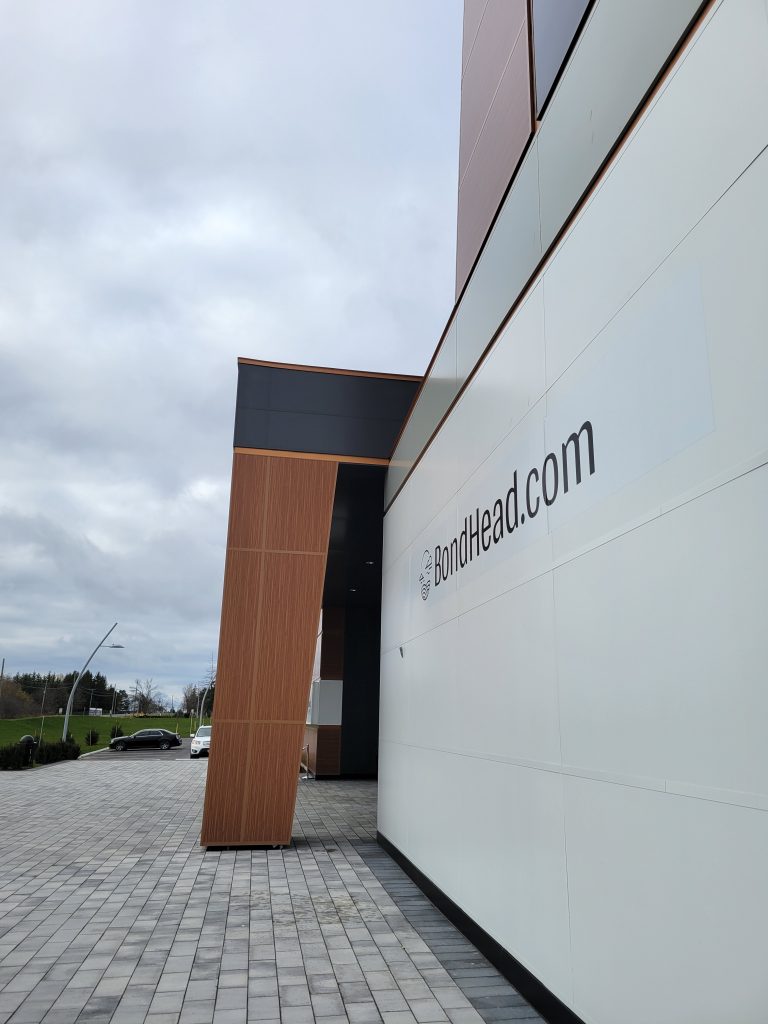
[0,761,541,1024]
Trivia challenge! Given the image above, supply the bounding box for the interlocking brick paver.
[1,766,541,1024]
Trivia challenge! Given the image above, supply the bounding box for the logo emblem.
[418,549,432,601]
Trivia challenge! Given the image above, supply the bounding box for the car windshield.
[196,727,211,737]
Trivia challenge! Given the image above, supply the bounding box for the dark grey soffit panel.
[234,363,420,460]
[532,0,591,115]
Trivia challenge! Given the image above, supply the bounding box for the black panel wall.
[322,464,386,778]
[340,604,382,777]
[235,363,420,459]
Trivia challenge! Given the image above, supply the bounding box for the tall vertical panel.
[201,452,337,846]
[456,0,533,297]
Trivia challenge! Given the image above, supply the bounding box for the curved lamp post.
[196,683,212,731]
[62,623,124,741]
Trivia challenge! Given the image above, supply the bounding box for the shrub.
[35,741,80,765]
[0,744,28,770]
[84,729,99,746]
[0,739,81,769]
[110,724,124,739]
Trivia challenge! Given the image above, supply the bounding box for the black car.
[110,728,181,752]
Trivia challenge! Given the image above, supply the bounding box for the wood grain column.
[201,451,337,846]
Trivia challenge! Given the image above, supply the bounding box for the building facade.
[380,2,768,1022]
[206,2,768,1022]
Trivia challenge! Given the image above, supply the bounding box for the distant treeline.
[0,671,130,719]
[0,671,215,720]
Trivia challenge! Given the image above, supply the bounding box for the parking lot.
[85,737,197,761]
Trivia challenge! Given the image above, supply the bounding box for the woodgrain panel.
[263,457,338,553]
[316,726,341,776]
[214,549,263,721]
[239,723,307,844]
[304,725,318,775]
[303,725,341,777]
[200,721,251,845]
[201,452,337,847]
[250,552,326,722]
[227,453,268,550]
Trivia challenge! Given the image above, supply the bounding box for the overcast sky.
[0,2,462,703]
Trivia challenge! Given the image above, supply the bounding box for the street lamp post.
[196,683,213,731]
[62,623,124,741]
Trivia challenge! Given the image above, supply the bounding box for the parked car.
[190,725,211,759]
[109,729,181,752]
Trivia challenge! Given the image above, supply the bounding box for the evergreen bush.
[35,740,80,765]
[0,739,80,769]
[0,744,27,770]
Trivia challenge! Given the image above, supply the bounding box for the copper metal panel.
[459,0,527,181]
[456,13,533,297]
[201,453,337,847]
[462,0,488,73]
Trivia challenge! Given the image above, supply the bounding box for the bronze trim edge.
[237,357,421,382]
[233,447,388,466]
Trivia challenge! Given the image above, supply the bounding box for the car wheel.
[160,741,170,750]
[190,753,198,759]
[114,742,126,752]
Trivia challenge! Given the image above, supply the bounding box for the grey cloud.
[1,0,462,699]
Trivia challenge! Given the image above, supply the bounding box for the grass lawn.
[0,715,200,752]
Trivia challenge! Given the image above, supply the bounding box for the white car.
[190,725,211,759]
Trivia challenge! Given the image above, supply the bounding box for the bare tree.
[133,678,163,715]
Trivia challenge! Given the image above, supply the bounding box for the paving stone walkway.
[0,761,541,1024]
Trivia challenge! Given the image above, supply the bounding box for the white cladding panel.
[307,678,343,726]
[455,142,543,384]
[379,3,768,1021]
[537,0,704,250]
[385,0,713,511]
